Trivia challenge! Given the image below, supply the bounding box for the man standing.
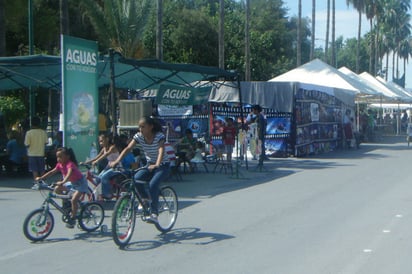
[24,116,48,180]
[251,105,267,164]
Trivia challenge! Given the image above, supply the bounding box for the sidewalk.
[1,134,407,195]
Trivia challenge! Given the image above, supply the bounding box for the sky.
[283,0,412,89]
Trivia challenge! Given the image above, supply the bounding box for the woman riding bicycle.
[110,116,170,223]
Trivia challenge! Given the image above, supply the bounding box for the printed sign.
[61,35,98,162]
[155,84,211,105]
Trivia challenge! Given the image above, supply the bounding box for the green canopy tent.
[0,53,240,131]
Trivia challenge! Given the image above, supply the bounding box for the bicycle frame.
[82,164,129,200]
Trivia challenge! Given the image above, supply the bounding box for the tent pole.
[109,49,116,136]
[237,76,248,171]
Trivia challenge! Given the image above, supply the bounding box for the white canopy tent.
[338,67,390,103]
[359,72,403,102]
[269,59,371,107]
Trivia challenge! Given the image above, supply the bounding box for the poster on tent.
[61,35,98,162]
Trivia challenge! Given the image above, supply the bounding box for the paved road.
[1,136,412,274]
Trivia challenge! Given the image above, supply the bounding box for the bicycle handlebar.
[31,180,54,191]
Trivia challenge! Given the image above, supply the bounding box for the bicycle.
[23,180,105,242]
[81,163,129,201]
[111,164,178,248]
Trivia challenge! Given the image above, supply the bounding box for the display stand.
[230,127,247,179]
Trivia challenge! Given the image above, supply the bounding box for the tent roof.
[0,55,61,90]
[376,76,412,102]
[338,67,385,99]
[269,59,356,106]
[0,54,238,91]
[269,59,359,93]
[358,72,403,102]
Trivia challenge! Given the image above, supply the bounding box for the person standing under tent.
[24,116,48,180]
[343,109,353,149]
[222,117,236,164]
[250,105,267,163]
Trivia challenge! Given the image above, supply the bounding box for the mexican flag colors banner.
[61,35,98,162]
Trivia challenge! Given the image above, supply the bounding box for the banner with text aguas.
[61,35,98,162]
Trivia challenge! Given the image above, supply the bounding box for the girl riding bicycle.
[110,116,170,223]
[36,147,88,228]
[82,133,122,200]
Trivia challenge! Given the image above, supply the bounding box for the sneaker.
[146,214,158,224]
[66,218,76,229]
[136,203,143,213]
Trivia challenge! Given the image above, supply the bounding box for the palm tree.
[364,0,377,74]
[0,0,5,56]
[156,0,163,60]
[219,0,224,69]
[245,0,250,80]
[80,0,153,58]
[310,0,315,60]
[331,0,336,66]
[346,0,365,73]
[325,0,330,63]
[297,0,302,66]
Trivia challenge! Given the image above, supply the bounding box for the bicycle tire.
[79,202,105,232]
[111,193,136,248]
[23,208,54,242]
[155,186,178,233]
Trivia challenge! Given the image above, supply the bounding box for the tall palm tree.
[346,0,365,73]
[325,0,330,63]
[219,0,224,70]
[365,0,377,74]
[297,0,302,66]
[0,0,5,56]
[331,0,336,66]
[80,0,153,58]
[245,0,250,80]
[310,0,315,60]
[156,0,163,60]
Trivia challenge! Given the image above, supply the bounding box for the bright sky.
[283,0,412,88]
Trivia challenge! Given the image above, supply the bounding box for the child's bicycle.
[111,164,178,248]
[23,181,105,242]
[81,163,129,201]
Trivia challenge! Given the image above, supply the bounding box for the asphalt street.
[1,135,412,274]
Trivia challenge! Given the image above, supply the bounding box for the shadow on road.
[122,227,234,251]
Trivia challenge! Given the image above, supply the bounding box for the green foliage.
[0,95,26,131]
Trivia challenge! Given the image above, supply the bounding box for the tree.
[310,0,315,60]
[0,95,26,132]
[297,0,302,66]
[80,0,153,58]
[346,0,366,73]
[331,0,336,67]
[218,0,224,69]
[325,0,330,63]
[0,0,5,56]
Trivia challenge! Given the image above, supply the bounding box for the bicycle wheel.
[111,193,136,247]
[155,186,178,233]
[79,202,105,232]
[23,208,54,242]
